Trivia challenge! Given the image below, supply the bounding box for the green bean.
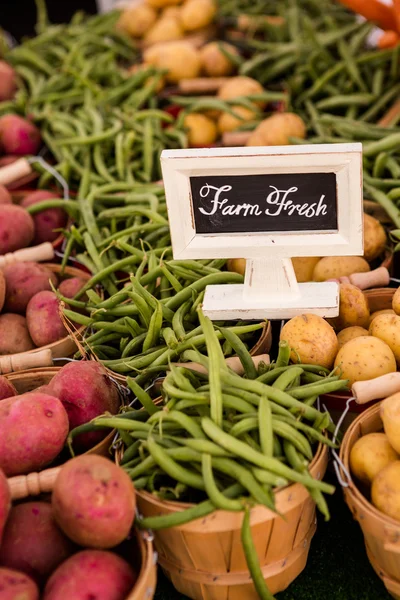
[170,437,231,457]
[148,410,206,440]
[219,326,258,379]
[211,457,274,509]
[272,367,304,391]
[121,440,141,465]
[165,272,243,311]
[147,436,205,490]
[126,377,160,416]
[259,395,273,457]
[271,420,313,460]
[275,341,291,368]
[143,300,163,352]
[276,415,337,448]
[241,506,275,600]
[202,454,243,511]
[287,378,346,398]
[198,310,225,428]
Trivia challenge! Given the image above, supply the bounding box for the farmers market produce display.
[3,0,400,598]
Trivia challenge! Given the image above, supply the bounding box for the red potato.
[3,261,58,314]
[47,361,120,451]
[26,291,67,347]
[0,62,17,102]
[52,455,136,549]
[0,568,39,600]
[0,469,11,545]
[43,550,135,600]
[0,314,35,354]
[0,376,17,400]
[0,392,69,476]
[58,276,87,299]
[0,269,5,312]
[0,114,41,155]
[0,501,74,585]
[0,204,35,254]
[21,190,67,245]
[0,185,12,204]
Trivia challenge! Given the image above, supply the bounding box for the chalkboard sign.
[190,172,338,235]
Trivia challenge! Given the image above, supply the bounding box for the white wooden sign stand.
[161,144,363,321]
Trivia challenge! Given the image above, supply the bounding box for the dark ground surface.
[153,472,392,600]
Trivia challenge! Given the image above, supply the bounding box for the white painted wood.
[161,143,363,260]
[243,258,300,301]
[203,282,340,320]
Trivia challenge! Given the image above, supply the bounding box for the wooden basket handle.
[328,267,390,290]
[0,242,55,268]
[8,467,61,500]
[222,131,252,147]
[173,354,270,375]
[0,349,53,374]
[178,77,230,94]
[0,158,32,186]
[352,372,400,404]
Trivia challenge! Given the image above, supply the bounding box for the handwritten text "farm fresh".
[198,184,328,218]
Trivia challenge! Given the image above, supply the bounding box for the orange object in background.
[378,29,400,48]
[338,0,396,32]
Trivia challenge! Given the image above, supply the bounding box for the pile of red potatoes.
[0,454,138,600]
[0,261,86,354]
[0,360,121,475]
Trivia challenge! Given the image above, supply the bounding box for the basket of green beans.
[87,309,347,600]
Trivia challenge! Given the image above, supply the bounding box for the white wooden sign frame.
[161,143,363,320]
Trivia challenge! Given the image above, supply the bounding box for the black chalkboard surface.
[190,172,338,235]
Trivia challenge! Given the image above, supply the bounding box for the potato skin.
[144,16,183,44]
[227,258,245,275]
[0,375,17,400]
[0,269,5,312]
[280,313,338,369]
[371,461,400,521]
[337,326,369,350]
[370,313,400,366]
[350,433,398,485]
[184,113,218,147]
[26,291,67,347]
[0,468,11,545]
[0,392,69,476]
[369,309,395,326]
[0,204,34,253]
[246,112,306,146]
[58,276,87,299]
[43,550,136,600]
[380,392,400,454]
[200,41,238,77]
[0,501,74,584]
[0,567,39,600]
[3,261,58,314]
[312,256,370,282]
[333,283,370,330]
[144,41,201,82]
[363,213,387,262]
[0,313,35,354]
[117,3,157,37]
[181,0,217,31]
[47,361,120,450]
[218,76,265,106]
[334,336,396,387]
[52,455,136,549]
[218,106,256,134]
[21,191,67,245]
[291,257,320,283]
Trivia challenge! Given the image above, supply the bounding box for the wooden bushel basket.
[320,287,396,431]
[339,403,400,600]
[136,443,328,600]
[0,263,90,374]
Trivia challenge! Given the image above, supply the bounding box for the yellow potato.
[363,212,387,262]
[162,6,181,18]
[393,287,400,316]
[246,113,306,147]
[200,42,239,77]
[146,0,182,7]
[350,433,398,485]
[371,461,400,521]
[381,393,400,454]
[332,283,370,330]
[144,16,183,44]
[180,0,217,31]
[218,76,265,107]
[337,326,369,350]
[217,106,257,134]
[227,258,245,275]
[370,313,400,366]
[280,314,338,369]
[312,256,370,282]
[369,309,396,326]
[291,257,321,283]
[334,336,396,387]
[144,41,201,82]
[183,114,217,147]
[117,3,157,37]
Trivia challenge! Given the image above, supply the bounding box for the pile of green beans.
[63,259,268,385]
[3,10,187,189]
[86,310,347,600]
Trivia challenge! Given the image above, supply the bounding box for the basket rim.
[131,529,157,599]
[339,401,400,529]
